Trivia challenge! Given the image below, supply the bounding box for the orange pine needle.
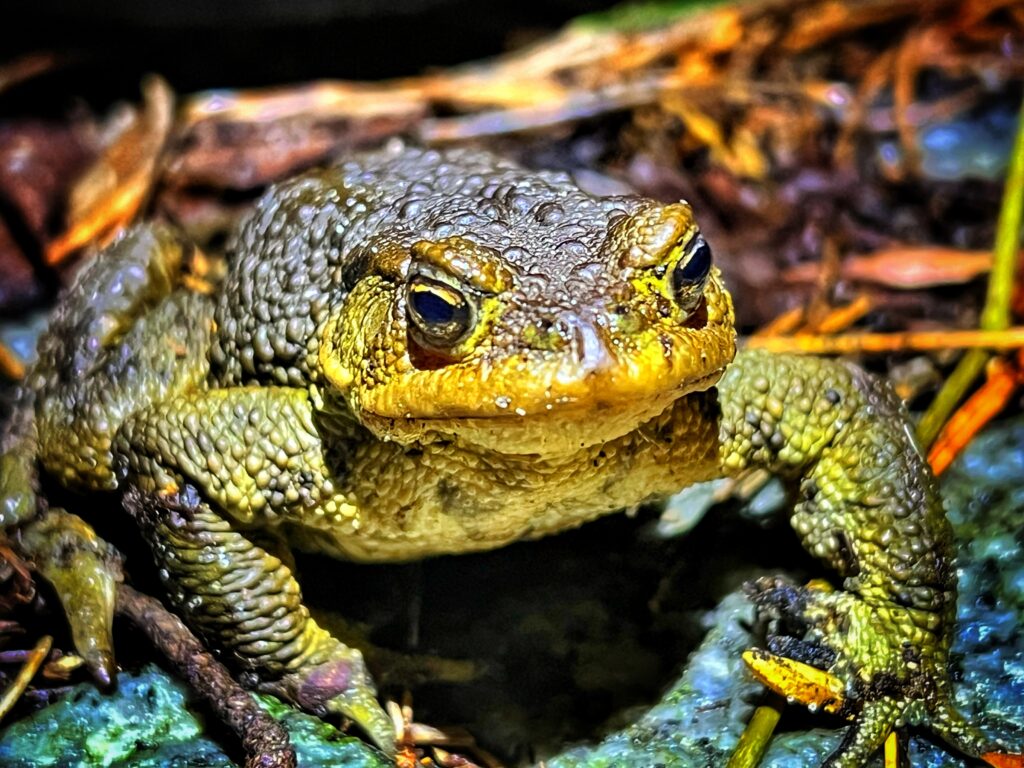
[982,752,1024,768]
[746,327,1024,356]
[0,342,25,380]
[46,181,151,265]
[928,354,1024,476]
[811,294,874,334]
[754,306,805,337]
[781,0,921,51]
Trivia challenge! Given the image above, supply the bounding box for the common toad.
[0,145,1004,767]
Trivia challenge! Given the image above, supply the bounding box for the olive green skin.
[0,146,996,766]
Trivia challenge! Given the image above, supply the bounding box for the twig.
[917,349,991,446]
[418,76,668,142]
[745,327,1024,355]
[0,52,60,95]
[982,110,1024,334]
[0,635,51,723]
[115,584,296,768]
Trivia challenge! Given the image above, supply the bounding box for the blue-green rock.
[0,665,391,768]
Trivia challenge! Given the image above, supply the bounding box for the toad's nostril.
[563,316,613,373]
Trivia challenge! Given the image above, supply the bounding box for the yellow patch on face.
[619,206,702,307]
[319,315,354,392]
[351,266,735,448]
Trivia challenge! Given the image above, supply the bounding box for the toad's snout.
[559,315,615,376]
[521,310,616,374]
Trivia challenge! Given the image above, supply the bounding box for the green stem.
[726,700,784,768]
[918,95,1024,449]
[916,349,989,449]
[982,99,1024,332]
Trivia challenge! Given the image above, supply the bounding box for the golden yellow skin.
[0,146,1001,766]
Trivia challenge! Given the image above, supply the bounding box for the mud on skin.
[0,144,1012,766]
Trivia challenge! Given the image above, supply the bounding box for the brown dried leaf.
[0,222,42,319]
[46,75,174,265]
[0,120,95,237]
[783,246,997,289]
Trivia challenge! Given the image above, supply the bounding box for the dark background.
[3,0,621,99]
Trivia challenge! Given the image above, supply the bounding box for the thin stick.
[0,635,51,722]
[745,327,1024,355]
[116,584,296,768]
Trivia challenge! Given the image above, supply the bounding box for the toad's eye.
[671,237,712,313]
[406,275,474,349]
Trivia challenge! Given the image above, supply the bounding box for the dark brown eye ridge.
[406,274,474,348]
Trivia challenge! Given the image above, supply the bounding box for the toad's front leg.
[716,349,1002,767]
[115,386,395,753]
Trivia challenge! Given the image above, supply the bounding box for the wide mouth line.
[361,368,726,424]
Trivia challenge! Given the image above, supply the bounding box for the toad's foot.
[746,577,1019,768]
[17,508,123,687]
[123,485,395,754]
[259,646,396,754]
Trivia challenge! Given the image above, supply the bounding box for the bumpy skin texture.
[0,145,998,766]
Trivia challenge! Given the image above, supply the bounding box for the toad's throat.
[310,380,726,563]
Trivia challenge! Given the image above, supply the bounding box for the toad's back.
[210,146,649,389]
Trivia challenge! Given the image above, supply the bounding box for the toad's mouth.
[358,367,726,455]
[353,309,736,416]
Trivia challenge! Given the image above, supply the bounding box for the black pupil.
[411,289,457,325]
[673,240,712,292]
